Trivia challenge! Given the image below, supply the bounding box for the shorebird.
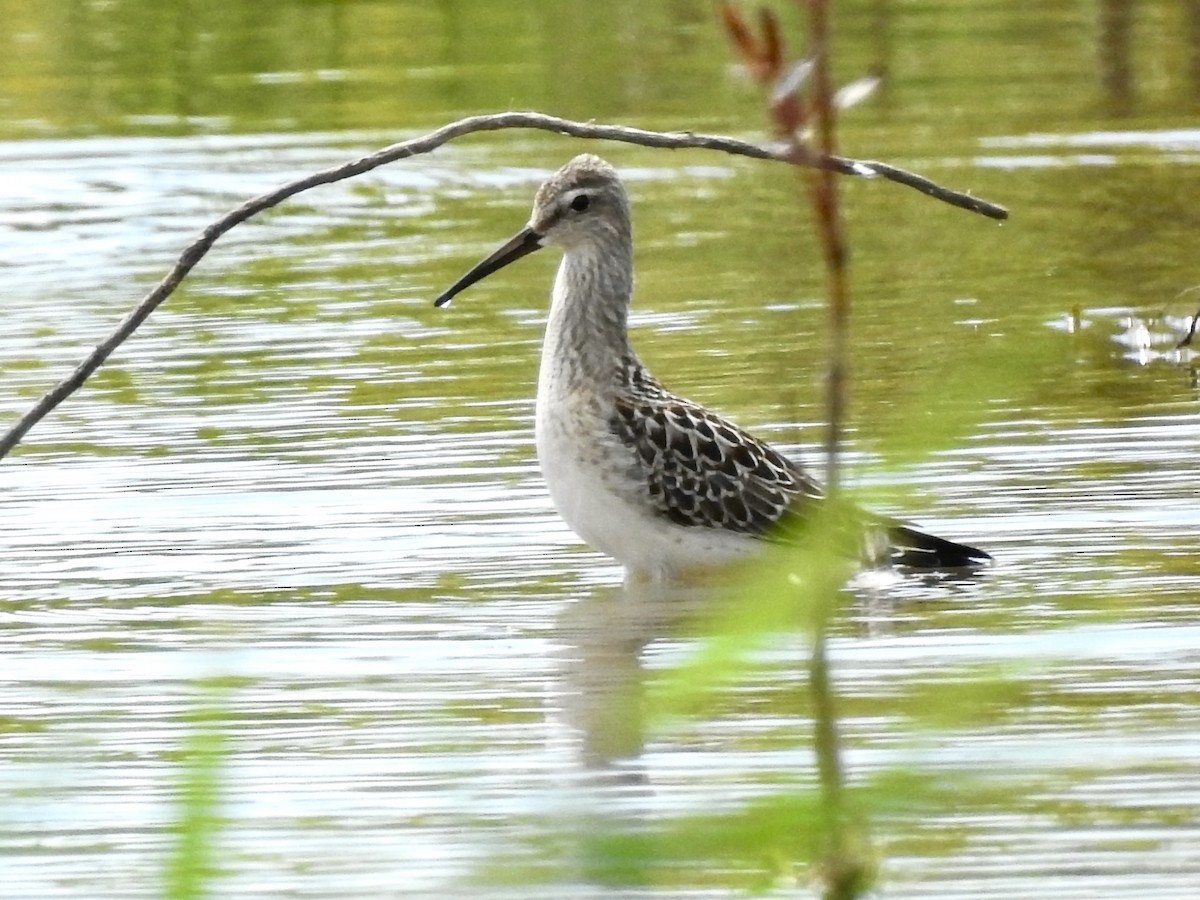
[435,154,990,581]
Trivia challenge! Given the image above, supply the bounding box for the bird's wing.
[609,391,823,537]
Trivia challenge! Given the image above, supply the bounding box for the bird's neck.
[539,242,634,393]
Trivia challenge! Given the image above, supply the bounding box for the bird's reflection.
[548,568,990,889]
[552,567,989,784]
[553,579,715,787]
[550,579,719,888]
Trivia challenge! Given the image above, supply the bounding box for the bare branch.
[1178,308,1200,349]
[0,112,1007,460]
[840,157,1002,219]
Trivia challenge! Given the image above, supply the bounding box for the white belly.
[533,261,759,580]
[534,390,758,580]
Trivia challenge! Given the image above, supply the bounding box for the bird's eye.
[570,194,590,212]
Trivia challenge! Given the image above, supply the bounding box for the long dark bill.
[433,226,544,308]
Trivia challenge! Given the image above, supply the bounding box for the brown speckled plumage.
[609,363,821,535]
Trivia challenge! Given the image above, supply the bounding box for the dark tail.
[886,524,992,570]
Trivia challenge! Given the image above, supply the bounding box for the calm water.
[3,1,1200,897]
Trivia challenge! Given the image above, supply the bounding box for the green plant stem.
[804,0,867,897]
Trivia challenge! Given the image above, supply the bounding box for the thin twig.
[1178,308,1200,349]
[0,112,1006,460]
[1168,286,1200,348]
